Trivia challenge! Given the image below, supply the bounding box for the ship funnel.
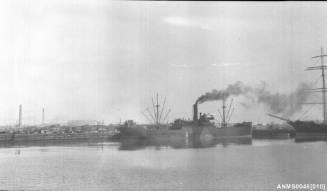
[193,103,198,121]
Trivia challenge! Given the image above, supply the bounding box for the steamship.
[190,98,252,139]
[119,93,252,140]
[269,48,327,140]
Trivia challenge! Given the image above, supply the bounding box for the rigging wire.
[300,53,326,120]
[302,106,320,121]
[311,75,322,88]
[312,57,321,65]
[141,111,153,123]
[297,69,325,119]
[296,104,315,121]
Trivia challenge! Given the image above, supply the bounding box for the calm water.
[0,139,327,191]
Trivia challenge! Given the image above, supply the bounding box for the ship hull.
[193,122,252,138]
[118,125,191,140]
[119,123,252,140]
[211,124,252,137]
[288,121,327,141]
[289,121,327,133]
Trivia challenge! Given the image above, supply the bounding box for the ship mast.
[218,97,234,127]
[306,47,327,123]
[142,93,170,126]
[222,97,226,128]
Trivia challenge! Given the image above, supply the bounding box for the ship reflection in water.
[119,137,252,151]
[295,134,327,143]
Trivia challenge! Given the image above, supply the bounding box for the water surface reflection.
[119,137,252,150]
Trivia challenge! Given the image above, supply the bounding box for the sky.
[1,1,327,125]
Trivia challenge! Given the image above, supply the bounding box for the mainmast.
[306,47,327,123]
[218,97,234,128]
[222,97,226,128]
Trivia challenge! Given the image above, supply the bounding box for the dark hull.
[119,123,252,140]
[253,131,291,139]
[289,121,327,133]
[194,122,252,138]
[211,125,252,137]
[119,125,190,140]
[288,121,327,141]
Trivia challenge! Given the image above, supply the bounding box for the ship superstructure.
[192,96,252,138]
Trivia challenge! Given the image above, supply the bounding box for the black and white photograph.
[0,1,327,191]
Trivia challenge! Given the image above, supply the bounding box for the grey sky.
[1,1,327,125]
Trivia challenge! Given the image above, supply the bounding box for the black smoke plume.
[196,81,311,117]
[196,81,252,104]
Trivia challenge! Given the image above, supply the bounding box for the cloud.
[170,63,190,68]
[163,15,276,35]
[211,62,241,67]
[163,16,209,30]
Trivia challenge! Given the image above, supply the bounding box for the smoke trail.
[196,81,252,104]
[196,81,312,117]
[256,82,311,117]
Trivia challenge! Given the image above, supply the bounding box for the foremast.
[141,93,171,127]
